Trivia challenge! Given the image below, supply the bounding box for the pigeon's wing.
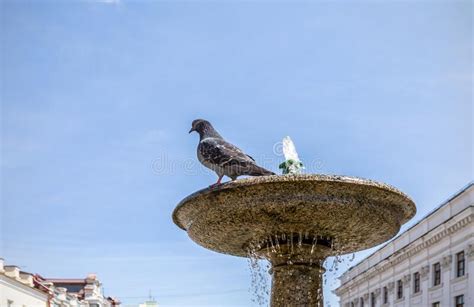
[200,138,275,177]
[199,138,255,169]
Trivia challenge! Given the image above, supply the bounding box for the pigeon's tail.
[248,164,275,176]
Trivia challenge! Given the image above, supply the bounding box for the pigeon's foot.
[209,175,224,188]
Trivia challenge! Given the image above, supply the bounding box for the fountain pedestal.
[271,263,324,306]
[262,238,331,305]
[173,175,416,306]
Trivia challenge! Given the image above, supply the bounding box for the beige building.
[0,258,120,307]
[40,274,120,307]
[0,259,49,307]
[336,182,473,307]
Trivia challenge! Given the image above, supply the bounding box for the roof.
[0,265,49,298]
[45,278,86,283]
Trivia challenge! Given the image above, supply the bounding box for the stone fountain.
[173,174,416,306]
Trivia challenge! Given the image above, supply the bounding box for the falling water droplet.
[268,236,277,253]
[290,232,294,254]
[311,236,317,254]
[274,234,281,255]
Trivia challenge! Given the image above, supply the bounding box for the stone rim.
[173,174,415,229]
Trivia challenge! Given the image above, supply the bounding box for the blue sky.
[1,0,472,306]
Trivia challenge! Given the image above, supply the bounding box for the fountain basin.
[173,174,416,306]
[173,174,415,257]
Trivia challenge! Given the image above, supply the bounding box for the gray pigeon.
[189,119,275,186]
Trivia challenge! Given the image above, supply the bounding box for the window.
[413,272,420,293]
[7,300,13,307]
[433,262,441,286]
[455,295,464,307]
[397,280,403,299]
[60,284,85,293]
[371,292,376,307]
[432,302,440,307]
[456,251,465,277]
[383,286,388,304]
[360,297,364,307]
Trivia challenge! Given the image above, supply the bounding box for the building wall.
[139,300,159,307]
[336,183,473,307]
[0,275,48,307]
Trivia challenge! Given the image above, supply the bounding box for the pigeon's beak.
[188,128,195,134]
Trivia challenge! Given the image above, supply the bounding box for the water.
[247,248,270,306]
[246,232,357,306]
[322,252,357,306]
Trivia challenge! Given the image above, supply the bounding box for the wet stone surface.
[271,262,325,307]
